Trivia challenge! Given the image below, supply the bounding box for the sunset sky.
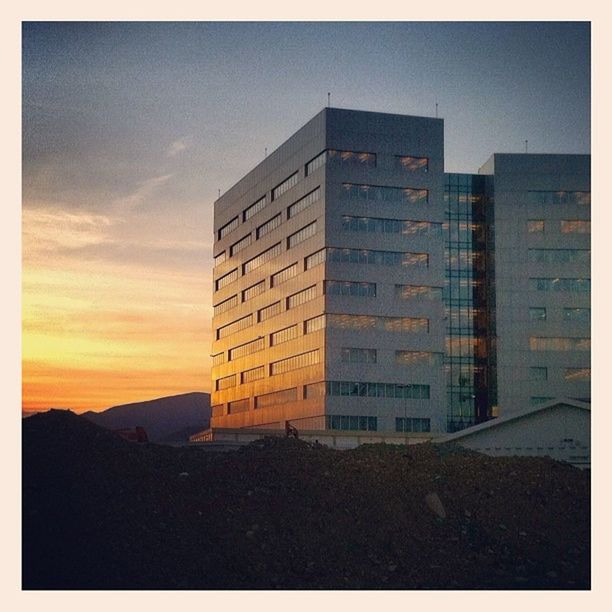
[21,21,590,413]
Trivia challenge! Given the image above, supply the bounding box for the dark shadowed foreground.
[23,410,590,590]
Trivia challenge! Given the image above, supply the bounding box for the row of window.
[528,249,590,264]
[340,349,444,366]
[342,183,429,204]
[527,191,590,206]
[395,417,431,433]
[341,215,442,237]
[529,336,590,351]
[529,366,591,381]
[530,278,590,292]
[306,149,429,175]
[325,380,430,399]
[528,307,590,322]
[327,247,429,268]
[327,313,429,333]
[527,219,590,234]
[326,280,376,297]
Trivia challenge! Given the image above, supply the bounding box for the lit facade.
[210,108,590,433]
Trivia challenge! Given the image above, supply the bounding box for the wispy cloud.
[113,174,173,212]
[166,138,188,158]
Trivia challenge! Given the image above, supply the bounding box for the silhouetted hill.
[81,392,210,442]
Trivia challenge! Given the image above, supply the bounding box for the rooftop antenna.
[525,140,528,153]
[435,102,439,118]
[327,92,331,107]
[265,147,268,158]
[218,188,221,198]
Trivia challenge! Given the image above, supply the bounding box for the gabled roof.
[436,398,591,444]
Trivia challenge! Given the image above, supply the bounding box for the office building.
[209,108,590,434]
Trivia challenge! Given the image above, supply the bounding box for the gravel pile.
[23,410,590,590]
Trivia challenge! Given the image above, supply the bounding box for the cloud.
[113,173,173,212]
[166,138,188,158]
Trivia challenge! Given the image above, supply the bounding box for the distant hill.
[81,392,210,443]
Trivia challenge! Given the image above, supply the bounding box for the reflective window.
[270,350,320,376]
[271,262,298,287]
[305,151,326,176]
[529,336,590,351]
[327,313,428,333]
[328,149,376,167]
[241,366,265,384]
[563,308,591,322]
[527,220,545,234]
[288,187,321,218]
[327,414,378,431]
[211,404,224,418]
[214,251,227,267]
[217,314,253,340]
[529,367,548,381]
[214,294,238,316]
[242,280,266,302]
[216,374,236,390]
[395,285,443,301]
[342,183,428,204]
[243,243,282,274]
[229,336,265,361]
[341,215,441,237]
[327,247,428,268]
[255,387,297,409]
[304,314,325,334]
[527,191,590,205]
[243,195,267,221]
[272,172,299,200]
[325,280,376,297]
[395,351,444,366]
[530,396,554,405]
[256,213,282,239]
[304,382,326,399]
[395,417,431,433]
[270,325,298,346]
[529,307,547,321]
[530,278,590,292]
[340,348,377,364]
[561,220,591,234]
[287,285,317,309]
[218,216,239,240]
[228,398,249,413]
[396,155,428,172]
[528,249,590,264]
[229,233,252,257]
[211,352,225,366]
[288,221,317,249]
[258,301,281,322]
[326,380,430,400]
[305,248,326,270]
[564,368,591,381]
[215,268,238,291]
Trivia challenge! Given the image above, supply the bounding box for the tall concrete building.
[210,108,590,434]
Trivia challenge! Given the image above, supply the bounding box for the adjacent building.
[209,108,590,435]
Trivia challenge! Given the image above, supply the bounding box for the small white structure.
[435,398,590,468]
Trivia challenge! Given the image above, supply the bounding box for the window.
[561,220,590,234]
[243,243,282,274]
[395,351,444,366]
[529,367,548,381]
[214,294,238,316]
[527,220,545,233]
[256,213,282,239]
[529,307,547,321]
[306,151,326,175]
[327,313,428,333]
[288,221,317,248]
[342,183,428,205]
[563,308,590,322]
[305,248,326,270]
[527,191,590,205]
[530,278,590,292]
[271,262,298,287]
[328,149,376,167]
[218,216,239,239]
[395,417,431,433]
[395,285,443,301]
[530,396,554,405]
[287,285,317,309]
[229,336,265,361]
[211,404,224,418]
[396,155,428,172]
[564,368,591,381]
[211,352,225,366]
[214,251,227,267]
[272,172,299,200]
[241,366,265,384]
[341,348,377,364]
[230,233,252,257]
[304,314,325,334]
[242,280,266,302]
[244,195,267,221]
[529,337,590,351]
[327,247,428,268]
[288,188,321,218]
[258,301,281,322]
[271,325,298,346]
[528,249,590,264]
[341,215,441,237]
[228,398,249,413]
[327,414,378,431]
[215,268,238,291]
[270,350,320,375]
[217,314,253,340]
[216,375,236,391]
[326,381,430,400]
[304,382,326,399]
[255,387,297,409]
[325,280,376,297]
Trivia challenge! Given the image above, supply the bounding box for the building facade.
[210,108,590,434]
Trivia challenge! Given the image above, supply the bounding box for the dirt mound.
[22,411,590,589]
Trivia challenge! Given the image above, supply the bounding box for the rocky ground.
[22,410,590,590]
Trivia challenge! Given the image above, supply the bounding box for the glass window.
[243,195,267,221]
[287,285,317,309]
[229,336,265,361]
[396,417,431,433]
[271,262,298,287]
[270,325,298,346]
[530,278,590,292]
[527,191,590,205]
[304,382,326,399]
[216,374,236,390]
[529,336,590,351]
[288,221,317,249]
[241,366,265,384]
[396,155,428,172]
[327,247,428,268]
[564,368,591,381]
[242,280,266,302]
[258,301,281,322]
[529,367,548,381]
[211,352,225,366]
[530,396,554,405]
[328,149,376,168]
[270,350,320,376]
[218,216,239,240]
[213,251,227,267]
[213,294,238,316]
[561,220,590,234]
[272,172,299,200]
[395,351,443,366]
[305,151,326,176]
[243,243,282,274]
[228,398,250,413]
[563,308,591,322]
[256,213,282,239]
[230,233,252,257]
[288,187,321,218]
[304,314,325,334]
[395,285,443,301]
[340,348,377,364]
[528,249,590,264]
[342,183,428,205]
[305,248,326,270]
[217,314,253,340]
[215,268,238,291]
[255,387,297,409]
[326,280,376,297]
[327,414,377,431]
[527,220,545,233]
[529,307,547,321]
